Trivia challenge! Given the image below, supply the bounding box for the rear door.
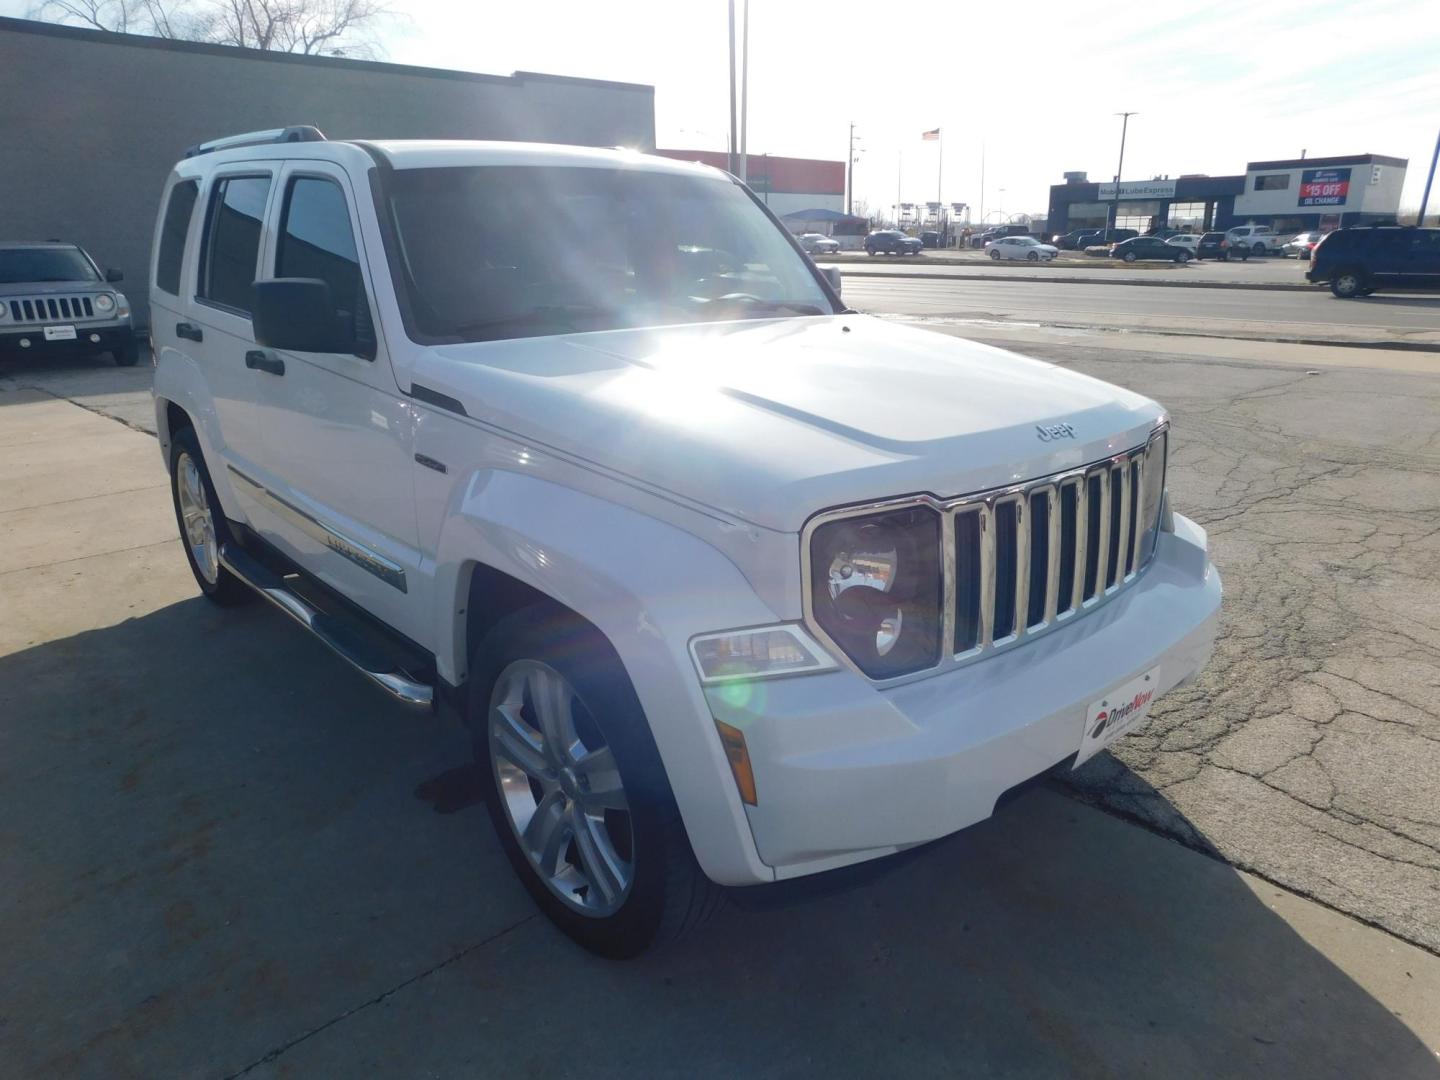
[1404,229,1440,288]
[245,159,426,642]
[187,166,280,496]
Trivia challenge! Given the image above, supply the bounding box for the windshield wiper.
[706,295,827,317]
[454,304,619,338]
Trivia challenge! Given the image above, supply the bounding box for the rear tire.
[1123,252,1137,263]
[468,608,723,958]
[168,426,253,607]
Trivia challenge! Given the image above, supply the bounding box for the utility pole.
[738,0,749,182]
[1419,127,1440,226]
[937,129,943,206]
[1109,111,1137,230]
[847,122,855,216]
[979,140,985,227]
[727,0,737,175]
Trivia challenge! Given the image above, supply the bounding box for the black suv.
[864,230,924,256]
[1308,226,1440,298]
[1075,227,1139,249]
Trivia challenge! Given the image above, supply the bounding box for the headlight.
[0,302,8,320]
[1138,427,1168,564]
[93,293,115,313]
[808,506,942,678]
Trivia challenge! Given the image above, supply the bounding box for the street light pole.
[738,0,749,183]
[1109,111,1137,230]
[1419,126,1440,226]
[727,0,737,176]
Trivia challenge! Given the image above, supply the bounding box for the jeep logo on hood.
[1035,422,1076,442]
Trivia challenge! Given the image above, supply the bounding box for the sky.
[7,0,1438,219]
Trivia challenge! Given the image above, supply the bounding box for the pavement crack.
[222,914,538,1078]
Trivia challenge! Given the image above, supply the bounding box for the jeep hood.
[414,315,1163,532]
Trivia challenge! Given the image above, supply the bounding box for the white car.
[1165,234,1200,253]
[150,129,1220,958]
[797,232,841,255]
[987,236,1059,261]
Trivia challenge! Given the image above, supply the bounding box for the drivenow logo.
[1035,422,1076,442]
[1089,688,1154,740]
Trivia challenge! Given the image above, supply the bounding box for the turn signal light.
[715,721,758,806]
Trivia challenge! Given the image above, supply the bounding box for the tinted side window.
[156,179,199,295]
[276,177,369,340]
[200,175,271,313]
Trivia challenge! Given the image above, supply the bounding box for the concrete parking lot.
[2,327,1438,1076]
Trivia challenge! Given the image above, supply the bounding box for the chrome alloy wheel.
[488,660,634,917]
[176,451,219,584]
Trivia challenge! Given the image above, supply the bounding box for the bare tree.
[30,0,389,55]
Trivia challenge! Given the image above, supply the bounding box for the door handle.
[176,322,203,342]
[245,350,285,376]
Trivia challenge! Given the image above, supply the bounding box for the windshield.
[0,246,99,285]
[382,164,836,343]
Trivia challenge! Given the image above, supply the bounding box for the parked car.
[1052,229,1089,250]
[988,236,1059,262]
[1225,224,1289,258]
[797,232,840,256]
[920,230,942,249]
[1076,227,1139,249]
[1164,234,1200,254]
[1306,225,1440,298]
[865,229,924,255]
[150,127,1219,957]
[1111,236,1192,263]
[1283,231,1325,259]
[0,241,138,365]
[1195,232,1230,261]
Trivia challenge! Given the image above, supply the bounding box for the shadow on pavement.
[2,597,1435,1079]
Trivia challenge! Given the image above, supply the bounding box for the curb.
[911,318,1440,354]
[838,269,1315,292]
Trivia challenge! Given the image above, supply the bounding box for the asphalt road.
[842,276,1440,340]
[2,334,1439,1076]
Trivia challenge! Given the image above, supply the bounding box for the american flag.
[921,128,940,141]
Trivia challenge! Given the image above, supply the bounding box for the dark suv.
[1075,227,1139,249]
[0,241,137,365]
[1307,226,1440,298]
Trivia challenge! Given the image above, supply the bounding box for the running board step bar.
[218,542,434,712]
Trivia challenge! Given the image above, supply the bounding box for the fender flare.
[431,468,785,884]
[152,348,245,519]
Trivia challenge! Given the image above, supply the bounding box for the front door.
[244,160,428,644]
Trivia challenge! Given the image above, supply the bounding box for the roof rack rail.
[184,125,327,159]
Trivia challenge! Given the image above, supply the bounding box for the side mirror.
[105,268,123,282]
[822,266,842,296]
[251,278,354,353]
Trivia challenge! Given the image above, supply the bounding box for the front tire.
[1330,270,1366,298]
[1026,251,1039,261]
[468,609,722,958]
[989,249,1001,260]
[113,337,140,367]
[168,426,252,606]
[1176,250,1191,263]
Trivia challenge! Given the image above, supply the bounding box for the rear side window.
[200,175,272,314]
[156,179,198,295]
[275,176,369,337]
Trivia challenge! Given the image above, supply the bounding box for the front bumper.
[0,322,133,355]
[705,513,1220,881]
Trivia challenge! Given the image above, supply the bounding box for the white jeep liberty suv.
[151,127,1220,957]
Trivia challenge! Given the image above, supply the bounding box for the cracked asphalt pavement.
[926,325,1440,953]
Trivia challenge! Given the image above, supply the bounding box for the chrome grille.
[952,449,1146,657]
[7,295,96,323]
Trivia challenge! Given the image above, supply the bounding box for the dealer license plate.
[1074,665,1161,766]
[44,325,77,341]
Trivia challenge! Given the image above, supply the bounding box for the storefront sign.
[1299,168,1350,207]
[1097,178,1176,200]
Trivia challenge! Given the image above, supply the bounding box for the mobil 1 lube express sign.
[1299,167,1351,207]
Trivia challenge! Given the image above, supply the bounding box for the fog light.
[19,338,30,348]
[89,333,101,343]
